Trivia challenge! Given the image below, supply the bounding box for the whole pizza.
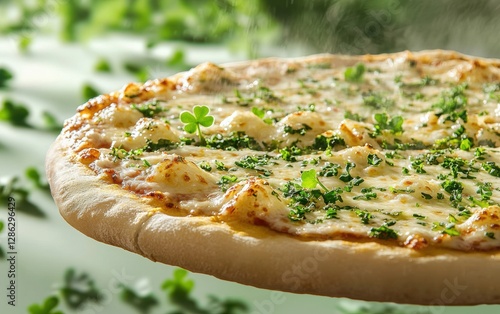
[46,50,500,305]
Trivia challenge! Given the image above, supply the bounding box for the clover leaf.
[301,169,328,192]
[180,105,214,145]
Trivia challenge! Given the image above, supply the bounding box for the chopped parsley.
[367,154,382,166]
[339,162,356,183]
[251,107,273,124]
[312,134,345,153]
[344,110,364,122]
[132,100,165,118]
[279,145,302,162]
[432,221,460,237]
[353,188,377,201]
[421,192,432,200]
[432,83,468,116]
[325,207,339,219]
[410,158,426,174]
[344,63,365,82]
[199,162,212,172]
[486,232,496,240]
[413,213,426,220]
[144,139,178,152]
[441,179,464,202]
[369,222,398,240]
[283,124,312,136]
[214,160,227,171]
[217,175,238,191]
[319,162,340,177]
[482,161,500,177]
[235,155,273,176]
[355,209,373,224]
[372,113,404,136]
[206,132,261,151]
[362,92,394,109]
[476,182,493,201]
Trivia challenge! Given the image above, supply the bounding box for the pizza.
[46,50,500,305]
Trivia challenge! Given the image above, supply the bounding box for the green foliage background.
[1,0,500,57]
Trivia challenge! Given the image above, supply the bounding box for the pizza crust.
[46,138,152,256]
[47,136,500,305]
[47,50,500,305]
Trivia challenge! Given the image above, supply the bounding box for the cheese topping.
[65,52,500,251]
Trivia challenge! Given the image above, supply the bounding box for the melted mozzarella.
[68,53,500,251]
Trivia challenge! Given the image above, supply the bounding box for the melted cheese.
[66,52,500,251]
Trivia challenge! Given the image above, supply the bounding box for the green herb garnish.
[344,63,365,82]
[284,124,312,136]
[251,107,273,124]
[353,188,377,201]
[486,232,496,239]
[355,209,373,224]
[369,222,398,240]
[132,100,165,118]
[367,153,382,166]
[217,175,238,191]
[180,105,214,145]
[482,161,500,177]
[441,179,464,202]
[362,92,394,109]
[344,110,364,122]
[235,155,273,176]
[372,112,404,136]
[206,132,260,151]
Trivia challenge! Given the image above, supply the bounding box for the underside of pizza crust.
[47,50,500,305]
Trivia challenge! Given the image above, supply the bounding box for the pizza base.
[47,50,500,305]
[47,131,500,306]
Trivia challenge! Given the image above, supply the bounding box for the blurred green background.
[1,1,500,314]
[2,0,500,58]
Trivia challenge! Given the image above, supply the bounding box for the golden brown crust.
[47,50,500,305]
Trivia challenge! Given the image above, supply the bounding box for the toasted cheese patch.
[220,178,289,226]
[148,156,217,194]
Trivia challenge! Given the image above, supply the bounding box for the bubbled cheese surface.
[64,52,500,251]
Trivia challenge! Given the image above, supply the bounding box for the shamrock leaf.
[180,105,214,145]
[301,169,329,192]
[301,169,320,189]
